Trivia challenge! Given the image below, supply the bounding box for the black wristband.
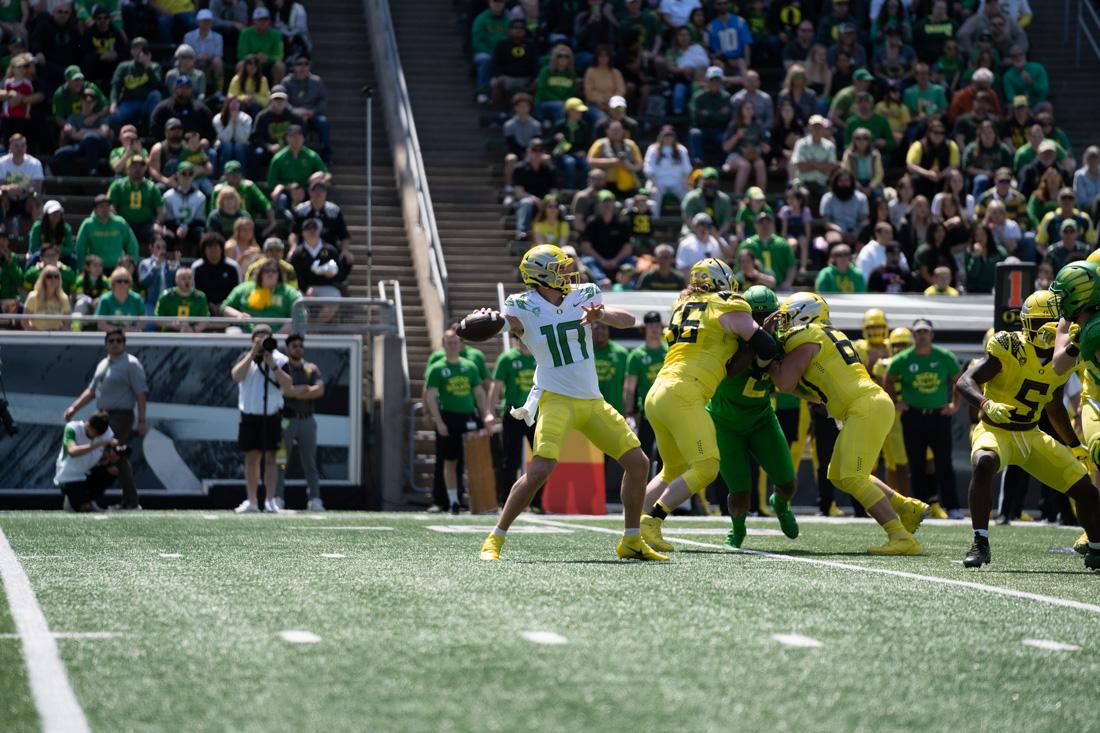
[747,328,778,361]
[1066,344,1080,358]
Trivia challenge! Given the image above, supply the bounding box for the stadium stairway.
[311,0,430,393]
[390,0,522,372]
[1023,5,1100,154]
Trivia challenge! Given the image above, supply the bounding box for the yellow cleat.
[867,535,922,555]
[1018,511,1036,522]
[1073,531,1089,556]
[828,502,845,517]
[616,534,669,561]
[928,502,949,520]
[897,497,930,534]
[640,514,674,552]
[479,533,504,561]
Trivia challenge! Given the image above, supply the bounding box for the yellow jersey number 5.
[668,301,707,344]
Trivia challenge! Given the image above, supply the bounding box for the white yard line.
[0,527,91,733]
[1022,639,1081,652]
[519,517,1100,616]
[772,633,824,648]
[520,630,569,645]
[278,630,321,644]
[0,632,123,640]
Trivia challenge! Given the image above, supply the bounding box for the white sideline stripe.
[519,517,1100,616]
[664,527,784,537]
[426,525,572,534]
[772,633,824,648]
[158,553,182,558]
[288,526,393,531]
[279,629,321,644]
[0,632,122,640]
[0,527,91,733]
[319,553,346,558]
[531,514,1082,530]
[1022,639,1080,652]
[520,630,568,645]
[201,514,219,520]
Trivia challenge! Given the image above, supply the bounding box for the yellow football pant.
[971,421,1087,493]
[827,391,896,509]
[645,376,720,494]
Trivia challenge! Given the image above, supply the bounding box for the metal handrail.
[378,279,410,399]
[368,0,449,319]
[1077,0,1100,64]
[1,313,293,326]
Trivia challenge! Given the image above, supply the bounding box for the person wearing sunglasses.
[94,266,145,331]
[163,161,208,257]
[22,264,71,331]
[63,329,148,510]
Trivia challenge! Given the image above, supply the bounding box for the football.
[457,310,505,341]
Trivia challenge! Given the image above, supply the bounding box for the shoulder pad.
[715,290,735,300]
[1079,316,1100,360]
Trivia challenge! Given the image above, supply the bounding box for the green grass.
[0,511,1097,733]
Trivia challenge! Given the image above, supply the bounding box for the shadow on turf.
[981,569,1093,576]
[677,548,871,558]
[510,560,631,565]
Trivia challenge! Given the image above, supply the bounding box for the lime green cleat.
[1073,531,1089,556]
[897,497,930,534]
[769,493,799,539]
[725,524,746,548]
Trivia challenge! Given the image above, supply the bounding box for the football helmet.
[689,258,736,292]
[778,292,829,330]
[887,327,913,352]
[862,308,889,344]
[742,285,779,315]
[1049,260,1100,320]
[519,245,579,293]
[1020,290,1059,348]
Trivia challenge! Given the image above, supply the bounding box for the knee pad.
[972,451,1000,477]
[683,457,721,495]
[1088,436,1100,467]
[835,475,886,510]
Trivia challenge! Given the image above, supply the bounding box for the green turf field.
[0,511,1097,733]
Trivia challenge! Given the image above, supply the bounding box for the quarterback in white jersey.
[479,245,667,562]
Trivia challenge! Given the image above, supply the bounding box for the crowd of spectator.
[0,0,353,331]
[475,0,1097,298]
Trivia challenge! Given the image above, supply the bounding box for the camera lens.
[262,337,277,352]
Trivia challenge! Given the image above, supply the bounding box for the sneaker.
[867,535,921,555]
[425,504,445,513]
[963,535,991,568]
[947,508,966,520]
[273,497,285,510]
[479,532,504,560]
[1018,511,1036,522]
[449,502,461,515]
[929,502,949,520]
[307,498,326,512]
[235,500,259,514]
[640,514,674,552]
[1073,531,1089,555]
[88,501,106,513]
[615,534,669,561]
[827,502,845,517]
[263,499,280,513]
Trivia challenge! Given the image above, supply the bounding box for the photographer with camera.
[64,329,148,510]
[232,324,293,513]
[54,410,119,513]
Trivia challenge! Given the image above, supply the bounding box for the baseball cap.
[1061,219,1079,232]
[175,44,196,59]
[808,114,829,127]
[912,318,933,332]
[120,124,138,138]
[177,161,194,174]
[995,167,1013,181]
[746,186,765,201]
[130,36,148,49]
[173,75,192,87]
[309,178,328,191]
[756,210,774,221]
[196,8,213,21]
[597,190,616,203]
[1038,140,1058,154]
[853,68,874,82]
[224,160,243,174]
[64,65,83,81]
[94,193,110,205]
[1013,95,1029,108]
[1059,187,1076,199]
[303,218,323,231]
[165,117,183,129]
[706,65,724,80]
[643,310,662,325]
[692,212,713,227]
[43,200,62,216]
[838,22,857,34]
[700,166,719,179]
[129,155,146,165]
[885,240,902,253]
[564,97,588,113]
[972,68,994,84]
[285,124,304,137]
[252,6,270,20]
[619,262,636,275]
[270,85,288,100]
[609,95,627,109]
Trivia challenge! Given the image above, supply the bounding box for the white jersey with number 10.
[503,283,603,400]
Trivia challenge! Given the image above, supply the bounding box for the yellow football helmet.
[888,327,913,352]
[519,245,579,293]
[779,292,829,330]
[1020,290,1059,349]
[863,308,889,344]
[689,257,736,292]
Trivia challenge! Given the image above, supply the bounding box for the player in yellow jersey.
[956,290,1100,568]
[767,293,930,554]
[638,258,779,552]
[873,327,913,497]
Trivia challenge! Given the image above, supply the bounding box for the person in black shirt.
[491,20,538,107]
[31,3,82,94]
[636,243,687,291]
[867,241,912,293]
[248,89,302,180]
[82,5,127,90]
[290,178,350,261]
[580,190,633,286]
[150,76,215,145]
[512,137,557,240]
[288,218,345,297]
[191,232,241,311]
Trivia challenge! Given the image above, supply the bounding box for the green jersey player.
[706,285,799,549]
[1049,260,1100,567]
